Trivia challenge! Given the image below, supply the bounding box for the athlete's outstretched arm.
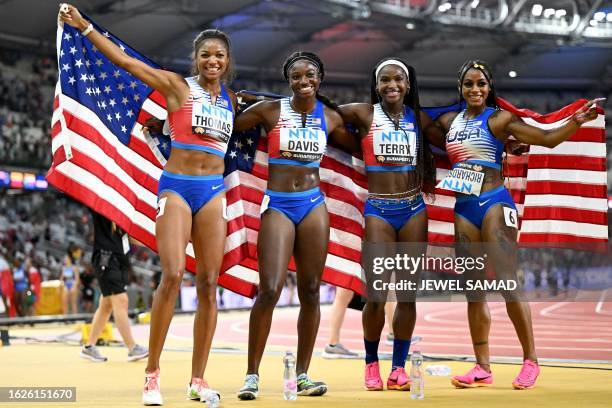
[420,111,445,149]
[326,108,360,154]
[58,4,185,110]
[493,98,602,148]
[234,100,278,133]
[423,111,458,149]
[328,123,360,155]
[337,103,370,126]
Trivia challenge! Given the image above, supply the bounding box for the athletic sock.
[364,338,380,364]
[391,338,411,370]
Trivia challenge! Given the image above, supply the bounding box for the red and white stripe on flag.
[499,98,608,245]
[425,97,607,246]
[221,137,369,297]
[49,86,266,297]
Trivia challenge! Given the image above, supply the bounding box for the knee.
[396,302,416,314]
[158,268,183,294]
[195,272,218,304]
[298,282,320,306]
[500,290,524,302]
[256,284,283,307]
[366,301,385,314]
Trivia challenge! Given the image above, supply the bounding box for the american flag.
[423,98,608,247]
[49,17,607,298]
[48,17,255,296]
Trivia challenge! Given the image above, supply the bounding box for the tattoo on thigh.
[458,232,471,244]
[496,229,516,256]
[473,340,488,346]
[457,232,472,254]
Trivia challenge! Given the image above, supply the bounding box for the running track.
[142,294,612,362]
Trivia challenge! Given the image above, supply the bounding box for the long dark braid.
[370,58,436,195]
[282,51,340,113]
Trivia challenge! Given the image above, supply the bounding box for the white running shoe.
[187,377,220,404]
[142,369,163,406]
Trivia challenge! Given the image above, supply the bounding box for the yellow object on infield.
[80,323,114,344]
[137,311,151,324]
[35,280,63,315]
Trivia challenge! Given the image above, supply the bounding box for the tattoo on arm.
[484,172,496,183]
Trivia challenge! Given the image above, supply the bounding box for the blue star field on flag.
[58,16,161,146]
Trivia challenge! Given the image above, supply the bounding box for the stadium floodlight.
[555,9,566,19]
[508,71,517,78]
[543,8,555,18]
[594,11,606,21]
[531,4,543,17]
[470,0,480,8]
[438,2,452,13]
[406,23,415,29]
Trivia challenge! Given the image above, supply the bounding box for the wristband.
[81,23,94,36]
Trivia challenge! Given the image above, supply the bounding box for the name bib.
[191,100,233,143]
[63,267,74,279]
[13,268,25,280]
[373,129,417,165]
[436,162,486,196]
[279,127,326,162]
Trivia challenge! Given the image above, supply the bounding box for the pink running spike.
[512,360,540,390]
[451,364,493,388]
[364,361,384,391]
[387,367,411,391]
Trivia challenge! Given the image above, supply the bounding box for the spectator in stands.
[26,257,41,313]
[79,211,148,363]
[61,245,80,314]
[12,254,29,316]
[0,251,11,316]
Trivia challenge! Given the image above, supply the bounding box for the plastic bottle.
[425,364,452,376]
[283,351,297,400]
[203,390,220,408]
[410,351,424,400]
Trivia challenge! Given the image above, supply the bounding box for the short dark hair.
[191,29,234,83]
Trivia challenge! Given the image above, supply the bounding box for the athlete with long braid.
[337,58,438,391]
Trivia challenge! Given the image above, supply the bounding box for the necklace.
[383,107,404,131]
